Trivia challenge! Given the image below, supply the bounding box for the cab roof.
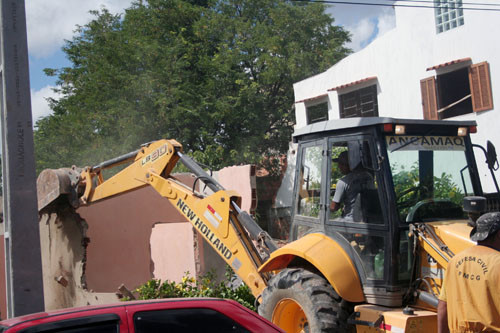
[293,117,477,142]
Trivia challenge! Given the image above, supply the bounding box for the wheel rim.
[272,298,309,333]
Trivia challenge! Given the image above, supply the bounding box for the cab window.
[329,140,383,224]
[386,135,471,222]
[297,145,322,218]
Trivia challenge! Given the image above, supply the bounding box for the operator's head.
[333,151,350,175]
[470,212,500,249]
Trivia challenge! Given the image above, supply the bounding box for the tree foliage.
[35,0,351,172]
[392,163,464,216]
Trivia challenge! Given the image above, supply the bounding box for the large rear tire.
[258,268,354,333]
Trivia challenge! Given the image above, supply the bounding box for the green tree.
[35,0,351,172]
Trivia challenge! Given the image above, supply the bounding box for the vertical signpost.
[0,0,44,317]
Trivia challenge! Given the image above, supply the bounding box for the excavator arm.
[37,139,276,297]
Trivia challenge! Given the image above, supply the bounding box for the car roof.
[0,298,229,328]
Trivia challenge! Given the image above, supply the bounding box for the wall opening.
[437,67,472,119]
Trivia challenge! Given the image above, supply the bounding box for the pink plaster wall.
[150,222,196,282]
[77,174,199,292]
[216,165,256,213]
[75,173,228,293]
[77,186,182,292]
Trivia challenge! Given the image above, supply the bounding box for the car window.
[19,314,120,333]
[134,308,250,333]
[37,322,118,333]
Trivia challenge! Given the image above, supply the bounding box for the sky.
[327,0,396,51]
[25,0,396,124]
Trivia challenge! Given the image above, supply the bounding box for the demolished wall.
[35,173,230,312]
[39,205,119,310]
[75,177,229,293]
[24,167,258,314]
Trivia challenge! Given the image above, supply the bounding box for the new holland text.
[176,198,232,260]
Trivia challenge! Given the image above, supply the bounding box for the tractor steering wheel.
[396,186,423,210]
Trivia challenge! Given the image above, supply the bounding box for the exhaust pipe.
[417,291,439,308]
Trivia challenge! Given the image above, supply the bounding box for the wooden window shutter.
[420,76,438,120]
[469,61,493,112]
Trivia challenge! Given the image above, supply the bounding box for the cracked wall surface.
[36,175,228,311]
[39,205,119,310]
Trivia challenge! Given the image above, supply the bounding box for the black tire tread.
[258,268,354,333]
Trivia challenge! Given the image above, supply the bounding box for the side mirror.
[487,140,499,171]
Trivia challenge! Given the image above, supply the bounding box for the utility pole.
[0,0,44,317]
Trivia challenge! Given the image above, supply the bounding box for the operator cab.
[291,117,484,306]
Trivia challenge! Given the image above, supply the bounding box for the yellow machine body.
[352,304,437,333]
[259,232,364,302]
[411,221,474,299]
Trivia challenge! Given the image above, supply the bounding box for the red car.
[0,298,283,332]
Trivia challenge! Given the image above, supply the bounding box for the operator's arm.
[330,179,346,211]
[437,300,449,333]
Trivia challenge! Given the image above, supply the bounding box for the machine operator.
[330,150,374,220]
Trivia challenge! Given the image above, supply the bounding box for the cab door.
[291,139,327,240]
[324,134,400,305]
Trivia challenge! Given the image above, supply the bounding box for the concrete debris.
[117,284,136,300]
[55,276,68,287]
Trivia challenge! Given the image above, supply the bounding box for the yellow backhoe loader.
[38,117,500,332]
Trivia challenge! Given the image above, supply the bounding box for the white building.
[292,0,500,193]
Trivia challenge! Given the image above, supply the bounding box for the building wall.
[75,172,240,293]
[76,185,197,292]
[293,0,500,192]
[215,165,257,214]
[150,222,197,283]
[39,207,119,312]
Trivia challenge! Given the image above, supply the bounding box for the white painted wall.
[292,0,500,193]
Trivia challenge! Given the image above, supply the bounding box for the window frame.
[19,314,121,333]
[420,61,493,120]
[326,135,388,231]
[306,100,329,125]
[338,84,379,119]
[434,0,464,34]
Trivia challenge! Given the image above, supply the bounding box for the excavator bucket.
[37,167,82,211]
